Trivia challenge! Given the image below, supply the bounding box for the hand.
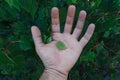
[31,5,95,78]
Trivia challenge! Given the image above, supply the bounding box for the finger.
[72,10,87,38]
[51,7,60,33]
[64,5,76,33]
[31,26,44,47]
[79,24,95,48]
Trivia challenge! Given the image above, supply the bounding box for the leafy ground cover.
[0,0,120,80]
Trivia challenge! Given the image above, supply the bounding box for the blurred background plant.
[0,0,120,80]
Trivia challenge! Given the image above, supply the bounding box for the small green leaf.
[56,41,67,50]
[46,37,52,43]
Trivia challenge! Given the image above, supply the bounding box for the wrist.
[40,68,68,80]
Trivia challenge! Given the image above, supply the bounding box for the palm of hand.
[31,5,95,75]
[37,33,81,74]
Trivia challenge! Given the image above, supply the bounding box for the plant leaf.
[56,41,67,50]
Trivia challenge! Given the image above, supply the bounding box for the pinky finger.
[79,24,95,48]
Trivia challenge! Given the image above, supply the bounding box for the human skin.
[31,5,95,80]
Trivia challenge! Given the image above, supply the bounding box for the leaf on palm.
[56,41,67,50]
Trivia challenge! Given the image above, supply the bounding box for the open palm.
[31,5,95,75]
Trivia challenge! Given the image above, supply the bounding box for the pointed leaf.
[56,41,67,50]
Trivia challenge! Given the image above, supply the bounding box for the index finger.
[31,26,44,47]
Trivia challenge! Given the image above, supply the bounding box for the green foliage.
[0,0,120,80]
[5,0,20,10]
[19,35,32,51]
[80,52,95,62]
[19,0,38,19]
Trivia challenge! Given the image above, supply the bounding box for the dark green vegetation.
[0,0,120,80]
